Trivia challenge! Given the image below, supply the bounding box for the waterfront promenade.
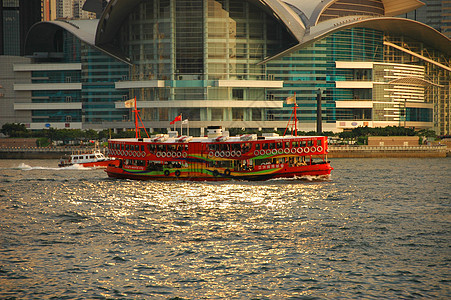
[0,145,448,159]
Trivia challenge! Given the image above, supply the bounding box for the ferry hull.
[59,159,119,168]
[105,163,333,182]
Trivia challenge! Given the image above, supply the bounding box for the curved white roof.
[282,0,425,26]
[26,0,449,65]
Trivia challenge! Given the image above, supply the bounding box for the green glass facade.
[81,44,130,123]
[267,28,383,124]
[28,31,129,126]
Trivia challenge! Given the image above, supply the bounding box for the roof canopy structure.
[25,0,450,64]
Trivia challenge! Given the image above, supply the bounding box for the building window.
[65,116,72,122]
[65,96,72,103]
[232,89,244,100]
[65,77,71,83]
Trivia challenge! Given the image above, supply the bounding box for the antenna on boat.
[131,96,150,139]
[283,92,298,136]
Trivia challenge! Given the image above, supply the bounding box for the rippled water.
[0,158,450,299]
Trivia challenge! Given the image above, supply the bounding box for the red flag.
[170,115,182,124]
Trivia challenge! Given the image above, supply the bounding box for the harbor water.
[0,158,449,299]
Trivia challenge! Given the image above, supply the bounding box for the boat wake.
[15,163,90,171]
[269,174,332,182]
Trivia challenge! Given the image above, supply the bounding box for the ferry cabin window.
[255,143,261,150]
[317,139,322,146]
[141,145,144,151]
[300,141,306,147]
[270,143,276,149]
[285,142,290,148]
[263,143,268,150]
[277,142,282,149]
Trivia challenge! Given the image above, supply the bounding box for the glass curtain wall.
[120,0,296,126]
[267,28,383,124]
[81,44,130,123]
[31,31,82,123]
[383,34,451,135]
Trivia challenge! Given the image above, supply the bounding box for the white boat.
[58,149,118,168]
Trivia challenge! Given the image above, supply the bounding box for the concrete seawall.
[328,145,448,158]
[0,145,448,159]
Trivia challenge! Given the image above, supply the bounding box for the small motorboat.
[58,149,118,168]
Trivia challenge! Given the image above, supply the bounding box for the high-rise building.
[56,0,72,19]
[0,0,41,56]
[442,0,451,38]
[42,0,57,21]
[401,0,451,38]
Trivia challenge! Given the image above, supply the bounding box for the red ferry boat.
[105,129,332,181]
[105,98,332,181]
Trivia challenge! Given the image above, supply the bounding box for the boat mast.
[283,92,298,136]
[133,96,150,139]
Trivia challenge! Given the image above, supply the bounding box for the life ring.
[297,148,303,154]
[254,150,260,156]
[177,152,182,158]
[164,170,170,176]
[133,151,137,157]
[272,149,277,155]
[161,152,167,158]
[215,151,220,157]
[225,151,231,157]
[266,149,271,155]
[208,151,214,158]
[278,149,283,154]
[156,152,161,157]
[141,151,146,157]
[224,169,231,176]
[182,152,188,158]
[220,151,225,157]
[304,147,310,153]
[175,170,181,177]
[284,148,290,154]
[236,151,241,157]
[260,150,265,156]
[310,146,316,153]
[317,146,323,152]
[231,151,236,157]
[291,148,296,154]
